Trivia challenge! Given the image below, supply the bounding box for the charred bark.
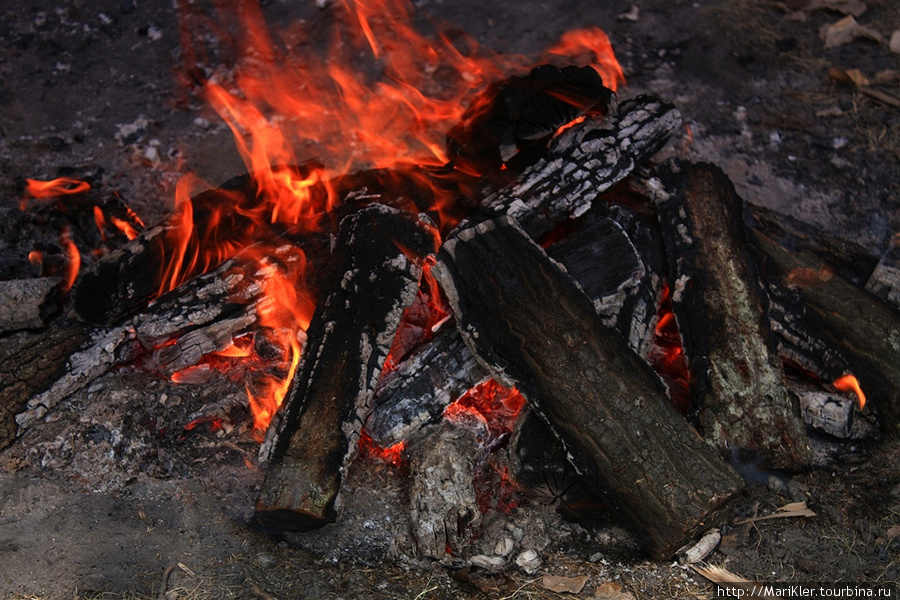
[0,277,62,333]
[752,230,900,436]
[254,204,437,532]
[474,94,682,239]
[367,324,488,447]
[432,217,744,559]
[649,160,811,470]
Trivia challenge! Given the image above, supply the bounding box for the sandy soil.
[1,0,900,598]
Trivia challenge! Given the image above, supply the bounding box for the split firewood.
[752,229,900,435]
[254,204,438,532]
[432,216,744,559]
[475,94,683,239]
[0,277,62,333]
[648,159,811,470]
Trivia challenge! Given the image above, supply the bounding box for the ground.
[1,0,900,598]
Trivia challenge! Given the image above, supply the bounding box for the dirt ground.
[1,0,900,598]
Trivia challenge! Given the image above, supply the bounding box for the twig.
[157,564,176,600]
[860,87,900,109]
[249,583,278,600]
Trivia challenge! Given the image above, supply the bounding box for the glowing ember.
[358,431,406,468]
[445,379,526,442]
[833,374,866,410]
[648,285,691,414]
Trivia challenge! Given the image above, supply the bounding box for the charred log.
[367,324,488,447]
[649,160,811,470]
[254,204,437,532]
[752,230,900,436]
[474,94,682,239]
[431,216,744,559]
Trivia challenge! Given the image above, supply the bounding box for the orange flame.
[59,226,81,292]
[833,374,866,410]
[24,177,91,199]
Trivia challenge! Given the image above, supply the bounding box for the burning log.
[0,277,62,333]
[431,216,745,559]
[752,229,900,436]
[254,204,437,532]
[475,94,682,239]
[367,325,488,447]
[367,205,663,447]
[648,160,811,470]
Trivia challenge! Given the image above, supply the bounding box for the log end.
[253,460,340,533]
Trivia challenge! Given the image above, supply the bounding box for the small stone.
[767,475,788,495]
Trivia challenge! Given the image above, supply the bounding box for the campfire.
[2,0,898,594]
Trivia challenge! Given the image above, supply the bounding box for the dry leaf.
[821,15,885,48]
[543,574,590,594]
[886,525,900,539]
[735,501,816,525]
[592,581,637,600]
[891,30,900,54]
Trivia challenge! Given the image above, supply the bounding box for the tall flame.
[833,374,866,410]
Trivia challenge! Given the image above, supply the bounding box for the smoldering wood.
[407,417,484,559]
[474,94,683,239]
[0,277,61,333]
[648,159,811,470]
[752,229,900,436]
[254,204,436,532]
[799,389,855,439]
[0,324,88,449]
[366,324,489,447]
[749,204,881,288]
[432,216,745,560]
[13,244,307,430]
[366,207,662,448]
[547,206,662,359]
[866,237,900,310]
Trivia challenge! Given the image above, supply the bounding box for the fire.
[648,284,691,414]
[23,177,91,203]
[833,374,866,410]
[58,226,81,293]
[445,379,526,442]
[159,0,622,442]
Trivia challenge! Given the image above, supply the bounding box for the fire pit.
[2,0,899,598]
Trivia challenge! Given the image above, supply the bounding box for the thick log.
[431,217,744,559]
[0,324,88,449]
[649,160,811,470]
[475,94,682,239]
[0,277,62,333]
[752,229,900,436]
[254,204,437,532]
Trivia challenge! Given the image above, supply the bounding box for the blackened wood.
[366,209,661,448]
[752,230,900,436]
[432,217,745,559]
[13,246,299,430]
[367,325,489,447]
[0,277,61,333]
[0,324,88,449]
[649,160,811,470]
[254,204,437,532]
[866,236,900,310]
[407,418,484,559]
[475,94,682,239]
[547,207,662,358]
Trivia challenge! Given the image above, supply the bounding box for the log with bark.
[752,229,900,436]
[254,204,438,531]
[648,159,811,470]
[0,277,62,333]
[431,216,745,559]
